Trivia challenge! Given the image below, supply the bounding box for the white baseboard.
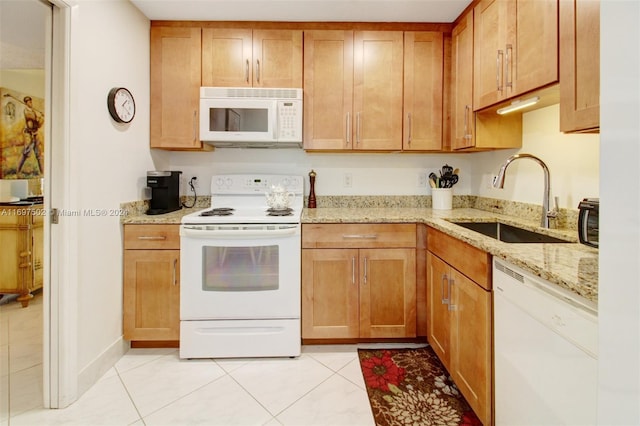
[77,337,129,397]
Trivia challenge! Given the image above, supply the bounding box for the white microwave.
[199,87,303,148]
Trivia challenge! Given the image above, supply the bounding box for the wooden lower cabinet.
[427,227,492,425]
[302,223,417,340]
[0,205,44,307]
[123,224,180,343]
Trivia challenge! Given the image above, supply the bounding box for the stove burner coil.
[200,207,235,217]
[266,207,293,217]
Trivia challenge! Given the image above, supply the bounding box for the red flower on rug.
[361,350,406,392]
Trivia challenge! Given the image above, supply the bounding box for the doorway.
[0,0,52,421]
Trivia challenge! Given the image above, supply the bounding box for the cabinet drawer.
[302,223,416,249]
[124,224,180,249]
[427,227,491,290]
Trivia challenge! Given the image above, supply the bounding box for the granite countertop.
[122,201,598,306]
[303,207,598,306]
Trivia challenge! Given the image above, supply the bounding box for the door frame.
[44,0,77,409]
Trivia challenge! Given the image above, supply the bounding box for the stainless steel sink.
[452,221,570,243]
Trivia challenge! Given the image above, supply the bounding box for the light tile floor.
[2,292,426,426]
[8,345,377,426]
[1,292,44,426]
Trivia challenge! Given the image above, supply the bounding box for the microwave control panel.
[277,100,303,141]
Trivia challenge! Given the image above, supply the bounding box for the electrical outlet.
[418,172,428,187]
[343,173,352,188]
[484,174,497,189]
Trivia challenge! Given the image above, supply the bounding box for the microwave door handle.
[273,104,279,140]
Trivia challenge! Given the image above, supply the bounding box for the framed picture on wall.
[0,87,45,179]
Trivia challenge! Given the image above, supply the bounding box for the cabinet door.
[303,30,354,150]
[253,30,303,88]
[511,0,558,97]
[426,252,452,370]
[124,250,180,341]
[150,27,203,150]
[403,32,444,151]
[450,268,492,426]
[474,0,510,109]
[451,13,475,150]
[353,31,404,150]
[560,0,600,132]
[301,249,359,339]
[360,248,416,338]
[202,28,253,87]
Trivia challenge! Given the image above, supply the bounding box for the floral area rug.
[358,346,481,426]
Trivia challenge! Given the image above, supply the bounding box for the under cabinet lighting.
[496,96,540,115]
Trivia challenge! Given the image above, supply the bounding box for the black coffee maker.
[146,171,182,215]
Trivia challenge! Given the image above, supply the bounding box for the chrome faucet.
[493,153,556,228]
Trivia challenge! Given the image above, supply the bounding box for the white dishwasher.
[493,259,598,425]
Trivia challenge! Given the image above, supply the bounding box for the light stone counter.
[121,196,598,305]
[303,207,598,305]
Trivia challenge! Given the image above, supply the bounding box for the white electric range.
[179,174,304,359]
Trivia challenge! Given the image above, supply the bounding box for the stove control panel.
[211,174,304,195]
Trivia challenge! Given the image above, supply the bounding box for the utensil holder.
[432,188,453,210]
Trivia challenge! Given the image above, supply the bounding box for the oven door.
[180,224,300,320]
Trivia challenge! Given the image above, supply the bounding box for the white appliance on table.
[493,258,598,425]
[179,174,304,359]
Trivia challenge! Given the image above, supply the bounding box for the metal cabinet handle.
[441,273,449,305]
[407,113,412,145]
[172,258,177,286]
[448,277,456,311]
[464,105,473,140]
[342,234,378,239]
[245,59,250,83]
[137,236,167,240]
[192,110,198,142]
[346,112,351,146]
[363,257,368,285]
[356,112,361,145]
[506,44,513,89]
[255,59,260,84]
[496,50,504,92]
[352,256,356,285]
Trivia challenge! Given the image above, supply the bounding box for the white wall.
[599,0,640,423]
[66,0,166,391]
[170,149,474,197]
[471,104,599,209]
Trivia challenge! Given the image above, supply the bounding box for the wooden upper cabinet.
[451,13,475,150]
[353,31,404,151]
[304,30,403,151]
[150,26,203,150]
[559,0,600,133]
[303,30,354,150]
[202,28,302,88]
[403,32,444,151]
[474,0,558,110]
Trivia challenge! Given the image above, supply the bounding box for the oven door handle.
[181,225,299,239]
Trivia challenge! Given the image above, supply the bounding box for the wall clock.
[107,87,135,123]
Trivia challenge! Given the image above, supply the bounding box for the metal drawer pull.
[363,257,368,285]
[352,256,356,285]
[173,258,178,286]
[137,236,167,240]
[245,59,250,83]
[342,234,378,239]
[441,273,449,305]
[346,112,351,145]
[407,113,412,145]
[448,277,456,311]
[497,49,504,92]
[255,59,260,83]
[506,44,513,89]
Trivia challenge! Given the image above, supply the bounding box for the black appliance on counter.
[578,198,599,248]
[146,171,182,215]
